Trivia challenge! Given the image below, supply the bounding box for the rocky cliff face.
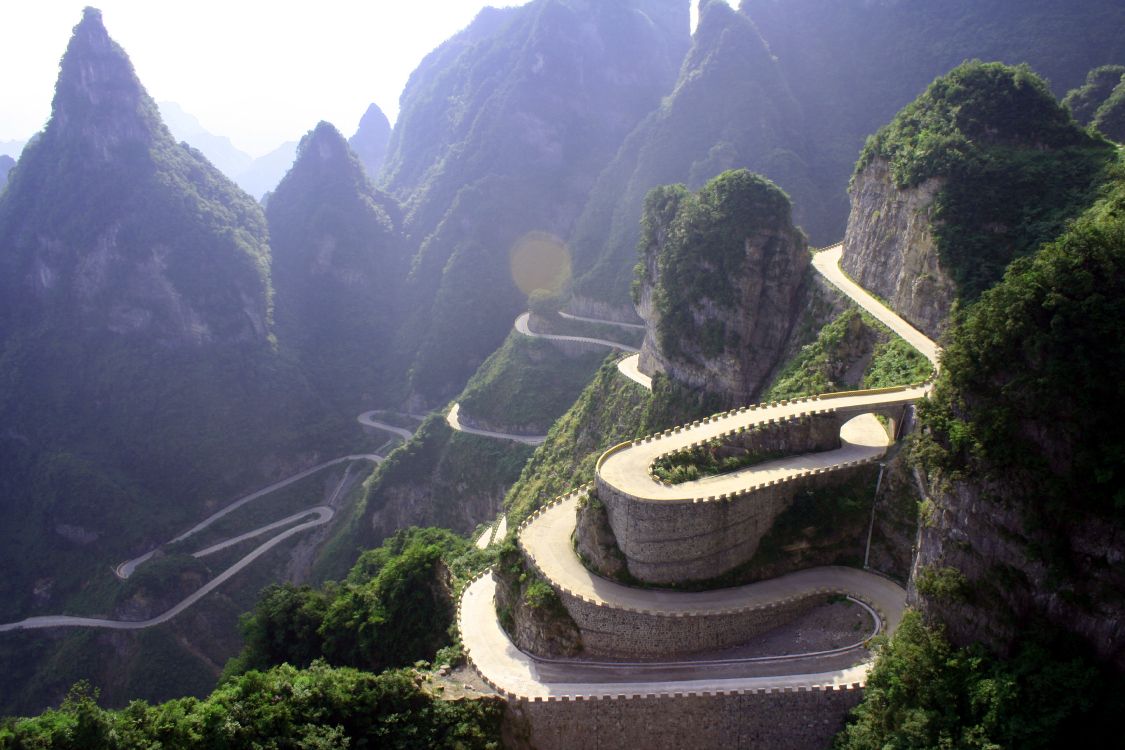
[840,157,956,339]
[912,476,1125,670]
[348,103,391,182]
[493,548,583,658]
[636,170,809,404]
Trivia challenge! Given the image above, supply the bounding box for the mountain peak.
[49,6,167,153]
[301,121,352,164]
[356,103,390,134]
[349,104,391,180]
[279,121,381,205]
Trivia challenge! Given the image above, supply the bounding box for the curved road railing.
[458,243,940,699]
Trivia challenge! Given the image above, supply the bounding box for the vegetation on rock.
[503,360,725,525]
[1092,78,1125,143]
[569,0,816,305]
[856,61,1115,301]
[226,527,493,678]
[836,612,1123,749]
[457,332,607,435]
[1063,65,1125,125]
[765,308,931,401]
[638,170,803,361]
[916,160,1125,519]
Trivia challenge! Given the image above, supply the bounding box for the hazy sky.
[1,1,712,157]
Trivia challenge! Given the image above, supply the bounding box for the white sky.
[1,1,712,157]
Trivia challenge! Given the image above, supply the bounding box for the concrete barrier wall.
[504,686,863,750]
[598,464,873,584]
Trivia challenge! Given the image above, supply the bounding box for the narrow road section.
[616,352,653,390]
[356,412,415,442]
[447,403,547,445]
[515,312,639,352]
[558,311,645,330]
[0,508,334,633]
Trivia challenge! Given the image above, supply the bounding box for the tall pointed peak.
[356,103,390,134]
[349,104,391,180]
[48,6,167,152]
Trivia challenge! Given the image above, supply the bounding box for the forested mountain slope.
[383,0,691,404]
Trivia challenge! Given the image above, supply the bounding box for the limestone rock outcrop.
[912,476,1125,671]
[635,170,809,404]
[840,157,956,340]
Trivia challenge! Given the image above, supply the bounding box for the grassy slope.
[457,332,608,433]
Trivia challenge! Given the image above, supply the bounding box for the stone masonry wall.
[502,687,863,750]
[597,464,874,584]
[557,586,826,657]
[723,412,841,459]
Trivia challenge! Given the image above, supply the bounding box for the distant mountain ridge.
[158,101,253,178]
[0,140,24,158]
[157,101,297,200]
[0,155,13,191]
[348,103,391,182]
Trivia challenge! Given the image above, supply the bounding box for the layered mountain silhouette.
[0,7,332,621]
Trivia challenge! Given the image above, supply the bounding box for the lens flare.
[510,231,572,297]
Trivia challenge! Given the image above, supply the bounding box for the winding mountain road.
[115,454,381,579]
[356,412,415,442]
[447,403,547,446]
[3,414,413,633]
[0,508,334,633]
[448,310,652,445]
[459,243,939,698]
[515,312,639,352]
[616,352,652,390]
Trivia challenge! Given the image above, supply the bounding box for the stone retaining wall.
[556,586,826,657]
[503,686,863,750]
[598,464,874,584]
